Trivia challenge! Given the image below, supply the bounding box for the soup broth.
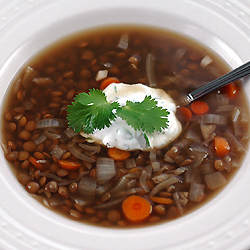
[1,26,249,228]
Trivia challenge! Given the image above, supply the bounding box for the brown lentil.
[23,141,36,152]
[33,152,45,160]
[167,206,179,220]
[74,203,85,213]
[107,210,121,223]
[214,159,226,171]
[69,182,78,194]
[4,111,13,121]
[89,216,101,223]
[21,160,30,170]
[18,151,30,161]
[46,181,58,193]
[57,169,69,177]
[148,216,161,223]
[69,209,82,219]
[5,151,18,161]
[19,131,31,141]
[8,122,17,132]
[39,176,46,187]
[17,90,25,102]
[7,141,16,151]
[85,207,96,215]
[117,220,128,227]
[58,186,69,198]
[154,205,166,216]
[23,101,34,111]
[25,121,36,131]
[17,173,31,186]
[26,182,40,194]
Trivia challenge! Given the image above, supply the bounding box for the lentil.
[26,182,40,194]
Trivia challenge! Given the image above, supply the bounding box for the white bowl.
[1,0,250,249]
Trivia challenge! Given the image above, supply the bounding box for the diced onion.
[117,33,129,49]
[112,187,142,198]
[50,145,65,159]
[196,114,227,125]
[22,66,37,88]
[200,56,213,68]
[173,192,184,215]
[70,194,94,206]
[96,182,113,196]
[78,177,97,196]
[146,54,157,87]
[152,173,171,184]
[68,145,96,163]
[200,124,216,140]
[205,171,227,189]
[43,128,61,140]
[189,183,205,202]
[79,143,101,154]
[173,48,187,61]
[173,167,188,175]
[63,128,78,139]
[150,176,179,196]
[94,197,125,210]
[95,70,108,81]
[37,118,67,129]
[223,129,246,154]
[139,170,150,192]
[125,158,136,169]
[96,157,116,185]
[185,168,202,184]
[35,171,62,182]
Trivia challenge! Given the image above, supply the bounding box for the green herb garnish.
[67,89,170,135]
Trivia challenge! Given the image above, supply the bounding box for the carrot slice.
[58,160,81,170]
[122,195,152,222]
[177,107,192,121]
[222,82,238,98]
[214,136,230,157]
[108,148,130,161]
[191,100,209,115]
[100,77,120,90]
[149,196,173,205]
[29,156,44,170]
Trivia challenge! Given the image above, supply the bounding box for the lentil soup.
[1,26,249,228]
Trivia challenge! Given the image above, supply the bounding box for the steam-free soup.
[1,26,249,227]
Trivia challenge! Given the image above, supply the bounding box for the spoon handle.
[184,61,250,104]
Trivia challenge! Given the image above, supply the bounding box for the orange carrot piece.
[178,107,193,121]
[149,196,173,205]
[29,156,44,170]
[58,160,81,170]
[214,136,230,157]
[222,82,238,98]
[100,77,120,90]
[122,195,152,222]
[191,100,209,115]
[108,148,130,161]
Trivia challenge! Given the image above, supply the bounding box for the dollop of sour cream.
[81,83,182,151]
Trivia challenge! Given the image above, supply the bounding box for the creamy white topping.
[81,83,182,151]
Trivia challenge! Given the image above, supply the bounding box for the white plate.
[1,0,250,249]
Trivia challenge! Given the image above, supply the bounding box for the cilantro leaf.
[67,89,119,133]
[116,95,170,134]
[67,89,170,136]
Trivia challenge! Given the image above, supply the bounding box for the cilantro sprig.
[67,89,170,135]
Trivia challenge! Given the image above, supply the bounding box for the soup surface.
[1,26,249,228]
